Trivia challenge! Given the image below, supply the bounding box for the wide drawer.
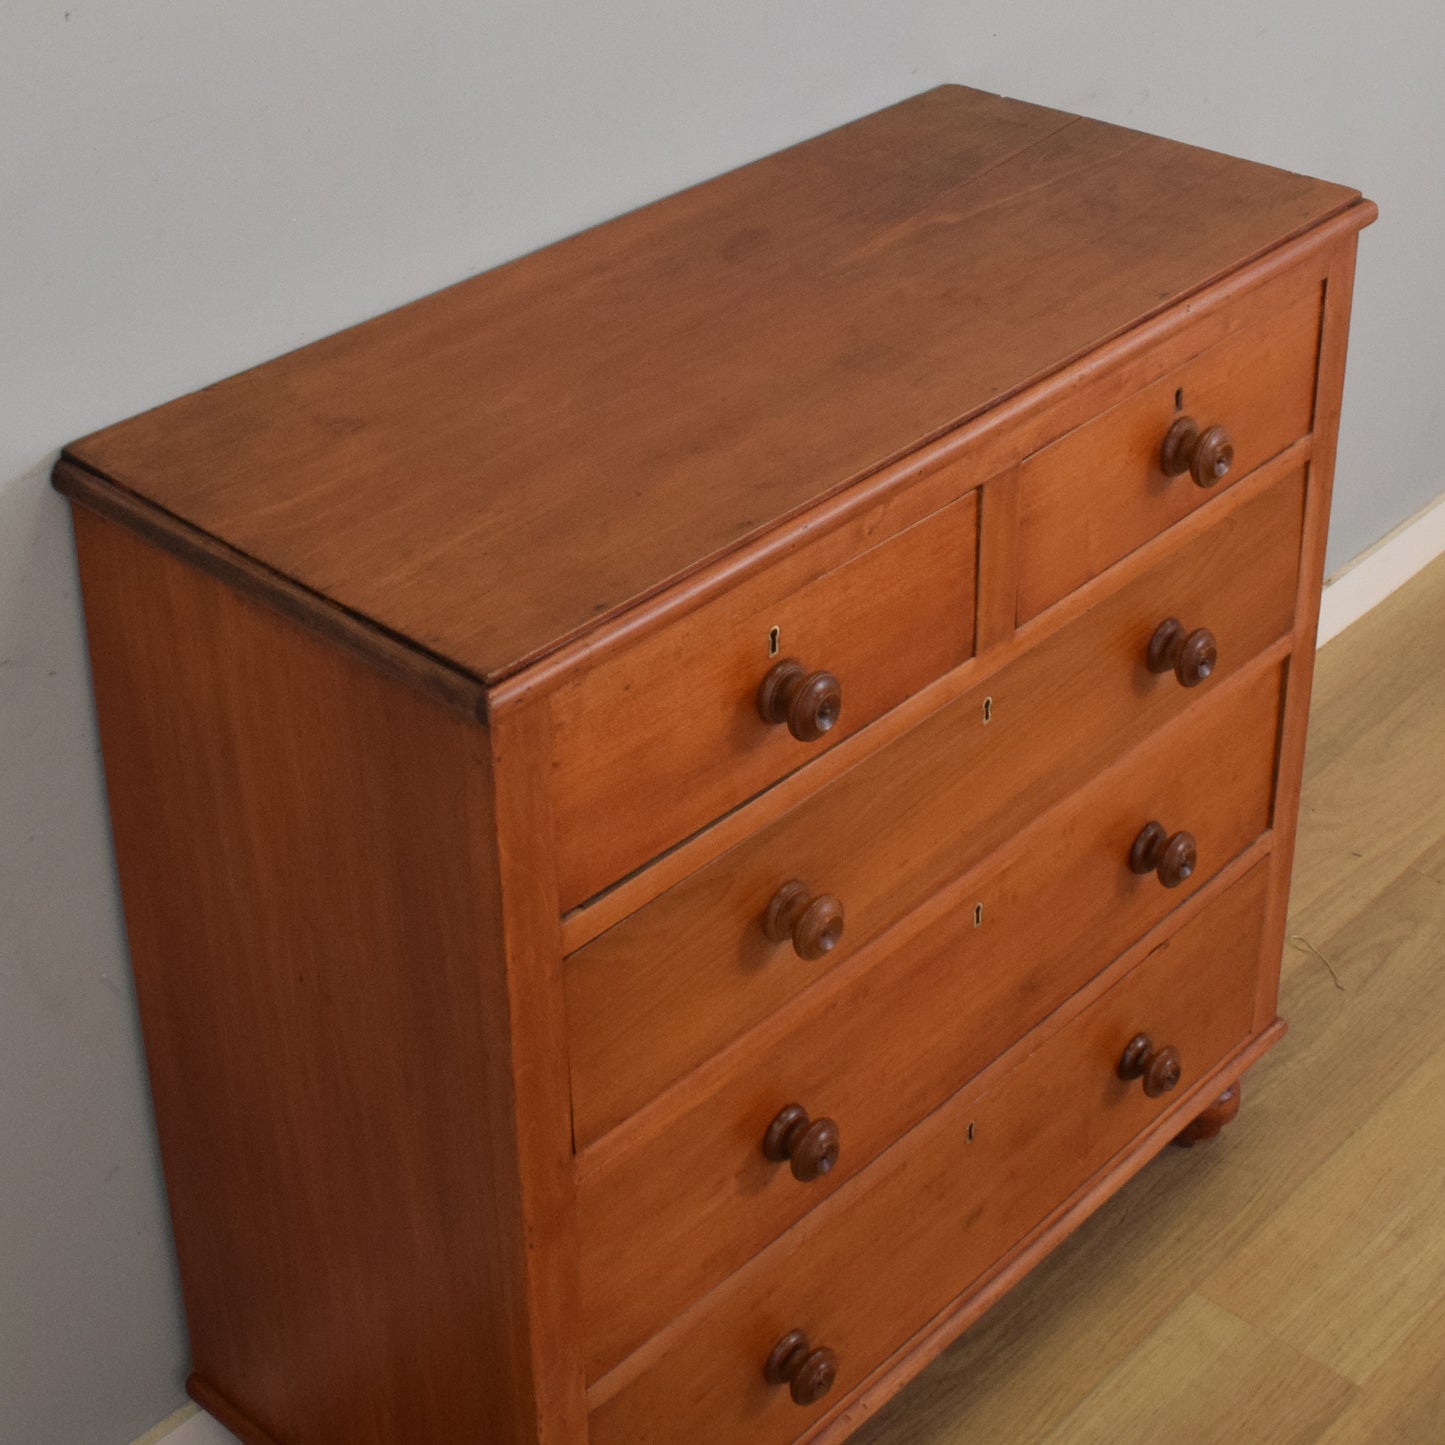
[587,859,1273,1445]
[1015,268,1321,623]
[549,487,979,910]
[577,656,1283,1379]
[565,464,1305,1146]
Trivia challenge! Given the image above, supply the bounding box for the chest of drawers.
[57,86,1374,1445]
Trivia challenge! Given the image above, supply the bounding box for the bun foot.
[1173,1081,1242,1148]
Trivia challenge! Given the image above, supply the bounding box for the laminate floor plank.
[1036,1294,1358,1445]
[855,552,1445,1444]
[1300,552,1445,776]
[1283,676,1445,946]
[1314,1292,1445,1444]
[843,1172,1244,1444]
[1200,1029,1445,1384]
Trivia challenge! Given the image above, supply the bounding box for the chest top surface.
[63,85,1360,683]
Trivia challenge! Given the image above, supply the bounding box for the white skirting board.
[140,1410,238,1445]
[125,493,1445,1445]
[1317,491,1445,646]
[175,1418,237,1444]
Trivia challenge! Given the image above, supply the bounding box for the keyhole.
[966,1121,977,1143]
[982,696,993,724]
[767,625,781,657]
[1175,386,1184,412]
[973,902,984,928]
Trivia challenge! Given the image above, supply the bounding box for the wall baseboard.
[132,1407,236,1445]
[1318,492,1445,647]
[171,1416,238,1444]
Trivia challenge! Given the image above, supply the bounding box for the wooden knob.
[1118,1033,1184,1098]
[1161,416,1235,488]
[757,657,843,742]
[1147,618,1218,688]
[765,1329,839,1406]
[1129,821,1197,888]
[763,880,845,960]
[763,1104,842,1183]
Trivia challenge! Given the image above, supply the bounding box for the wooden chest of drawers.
[56,87,1374,1445]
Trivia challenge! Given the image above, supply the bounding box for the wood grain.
[849,557,1445,1445]
[586,862,1272,1445]
[565,467,1304,1147]
[1016,270,1321,621]
[52,456,489,723]
[558,442,1312,952]
[549,489,977,910]
[1294,523,1445,780]
[810,1022,1287,1445]
[1315,1294,1445,1443]
[489,229,1360,717]
[1254,235,1361,1032]
[576,658,1284,1380]
[71,509,581,1444]
[61,86,1361,683]
[1200,1024,1445,1386]
[1285,627,1445,946]
[486,695,590,1443]
[973,467,1021,653]
[1036,1294,1357,1445]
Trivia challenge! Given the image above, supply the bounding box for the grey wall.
[3,3,1439,1441]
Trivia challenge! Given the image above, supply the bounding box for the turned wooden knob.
[765,1329,839,1406]
[757,657,843,742]
[1129,821,1197,888]
[1118,1033,1184,1098]
[763,880,845,960]
[763,1104,842,1183]
[1161,415,1234,488]
[1147,618,1218,688]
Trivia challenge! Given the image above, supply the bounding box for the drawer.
[577,657,1283,1379]
[587,860,1272,1445]
[565,464,1305,1146]
[1015,271,1321,623]
[549,488,979,910]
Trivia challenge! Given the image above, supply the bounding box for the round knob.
[763,1104,842,1183]
[1161,416,1235,488]
[757,658,843,742]
[1147,618,1218,688]
[1129,821,1197,888]
[763,880,845,961]
[765,1329,839,1407]
[1118,1033,1184,1098]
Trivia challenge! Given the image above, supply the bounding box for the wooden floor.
[857,553,1445,1445]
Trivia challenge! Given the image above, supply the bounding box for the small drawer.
[565,465,1304,1148]
[577,656,1282,1380]
[548,488,979,911]
[1015,271,1321,623]
[586,860,1272,1445]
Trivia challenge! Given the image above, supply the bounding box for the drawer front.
[549,490,979,911]
[577,658,1282,1380]
[1016,272,1321,623]
[587,859,1272,1445]
[566,465,1304,1147]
